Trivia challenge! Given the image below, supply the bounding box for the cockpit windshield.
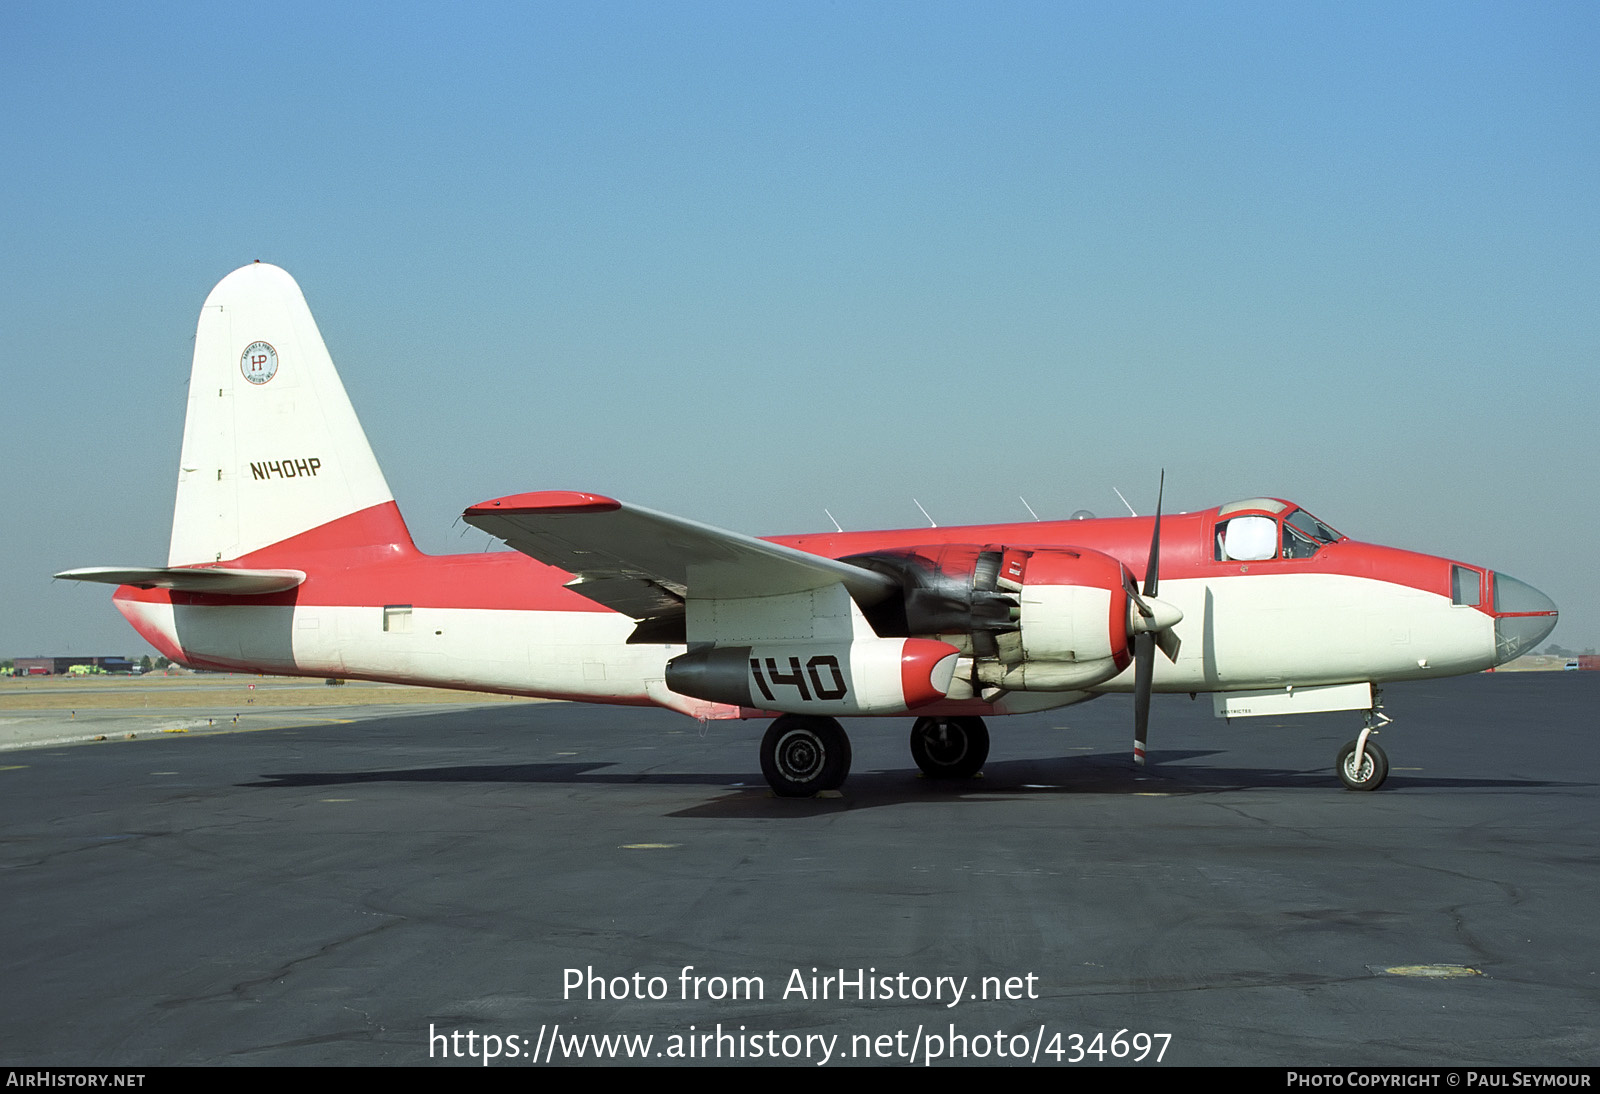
[1283,508,1342,545]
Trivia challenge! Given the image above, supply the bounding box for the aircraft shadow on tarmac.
[227,690,1595,818]
[239,746,1587,819]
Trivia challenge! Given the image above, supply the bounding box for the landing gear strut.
[1336,691,1393,791]
[760,714,851,797]
[909,715,990,779]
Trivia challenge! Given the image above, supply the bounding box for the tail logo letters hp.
[241,341,279,385]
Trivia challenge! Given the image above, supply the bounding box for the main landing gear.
[760,714,852,798]
[1336,693,1394,791]
[909,716,990,780]
[757,714,993,796]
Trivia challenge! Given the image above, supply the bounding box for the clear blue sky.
[3,1,1595,656]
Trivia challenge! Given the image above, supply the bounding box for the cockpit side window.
[1218,507,1344,562]
[1217,515,1278,561]
[1282,521,1319,559]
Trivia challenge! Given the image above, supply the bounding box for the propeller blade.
[1133,632,1154,766]
[1156,628,1182,662]
[1142,470,1164,599]
[1133,470,1164,766]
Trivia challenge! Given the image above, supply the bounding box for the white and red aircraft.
[59,263,1558,795]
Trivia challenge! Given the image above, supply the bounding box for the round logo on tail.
[241,341,279,385]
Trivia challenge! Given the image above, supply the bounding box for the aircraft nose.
[1490,572,1559,665]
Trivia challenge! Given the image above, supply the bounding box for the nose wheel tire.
[1337,739,1389,791]
[761,715,851,797]
[909,716,990,779]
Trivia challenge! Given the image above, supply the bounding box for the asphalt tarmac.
[2,673,1596,1067]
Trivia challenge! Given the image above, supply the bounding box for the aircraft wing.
[54,566,306,594]
[462,491,896,616]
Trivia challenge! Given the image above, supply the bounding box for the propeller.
[1127,472,1184,766]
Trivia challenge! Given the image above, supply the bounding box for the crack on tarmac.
[1,830,169,871]
[157,916,408,1009]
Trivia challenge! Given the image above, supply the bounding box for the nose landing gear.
[1337,692,1393,791]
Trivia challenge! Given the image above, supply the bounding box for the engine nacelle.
[665,637,961,715]
[843,544,1136,692]
[1009,547,1132,667]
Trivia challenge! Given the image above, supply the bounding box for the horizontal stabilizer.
[463,491,896,612]
[54,566,306,595]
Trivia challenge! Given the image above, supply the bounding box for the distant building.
[10,656,139,676]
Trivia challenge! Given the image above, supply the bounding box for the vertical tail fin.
[169,262,412,565]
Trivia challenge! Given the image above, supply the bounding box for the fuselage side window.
[1452,565,1483,606]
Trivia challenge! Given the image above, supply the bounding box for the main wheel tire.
[1336,739,1389,791]
[761,715,851,797]
[909,715,990,779]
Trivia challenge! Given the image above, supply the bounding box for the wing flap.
[463,491,895,610]
[55,566,307,595]
[563,575,685,619]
